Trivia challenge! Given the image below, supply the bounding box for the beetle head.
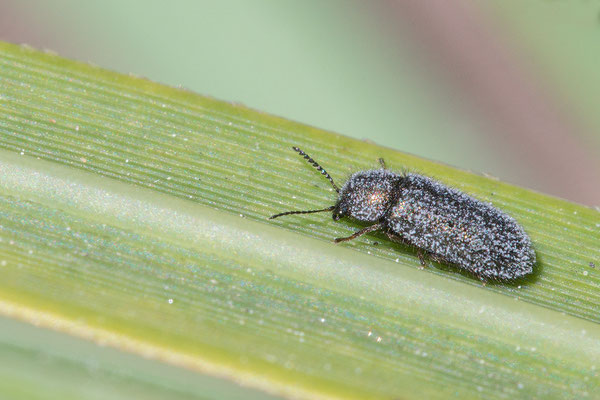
[333,170,400,222]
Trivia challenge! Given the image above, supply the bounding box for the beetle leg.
[334,223,383,243]
[384,233,429,268]
[417,249,427,268]
[428,253,448,265]
[385,232,407,244]
[378,157,387,169]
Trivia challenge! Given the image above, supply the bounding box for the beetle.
[269,147,536,281]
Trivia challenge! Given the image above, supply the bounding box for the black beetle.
[270,147,536,281]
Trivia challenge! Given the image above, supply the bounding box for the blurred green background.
[2,0,599,205]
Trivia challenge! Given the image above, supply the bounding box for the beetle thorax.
[334,170,401,222]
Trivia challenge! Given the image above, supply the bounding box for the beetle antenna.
[292,146,340,193]
[269,206,335,220]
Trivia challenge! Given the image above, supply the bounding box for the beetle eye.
[332,211,343,221]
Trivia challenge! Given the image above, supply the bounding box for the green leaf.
[0,315,280,400]
[1,41,599,399]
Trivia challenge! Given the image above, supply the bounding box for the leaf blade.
[1,41,599,399]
